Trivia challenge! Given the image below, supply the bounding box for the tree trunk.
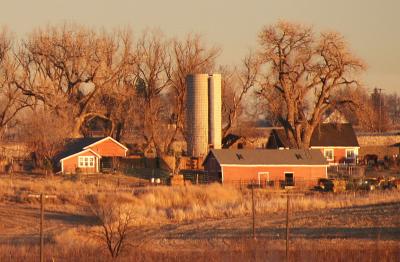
[72,118,84,138]
[115,122,124,141]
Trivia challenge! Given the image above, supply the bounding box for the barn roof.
[205,149,328,166]
[222,133,242,148]
[311,123,359,147]
[267,123,359,148]
[53,137,105,163]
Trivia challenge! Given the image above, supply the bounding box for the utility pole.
[28,193,56,262]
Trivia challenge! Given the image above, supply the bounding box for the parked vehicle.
[359,178,380,191]
[315,178,346,193]
[384,177,400,190]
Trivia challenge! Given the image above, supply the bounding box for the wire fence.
[1,169,399,195]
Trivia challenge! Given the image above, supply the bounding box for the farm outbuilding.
[54,136,128,174]
[203,149,328,187]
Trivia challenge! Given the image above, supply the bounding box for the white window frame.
[78,156,95,168]
[323,149,334,161]
[345,148,356,159]
[258,172,270,186]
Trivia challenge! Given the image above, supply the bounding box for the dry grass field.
[0,173,399,261]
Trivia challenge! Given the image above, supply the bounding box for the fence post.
[40,193,44,262]
[286,194,290,262]
[251,183,256,239]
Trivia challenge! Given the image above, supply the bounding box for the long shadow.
[162,225,400,241]
[327,201,400,212]
[8,205,97,226]
[44,211,97,226]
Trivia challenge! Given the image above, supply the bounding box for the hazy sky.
[1,0,399,93]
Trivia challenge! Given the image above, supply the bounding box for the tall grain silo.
[186,74,209,157]
[208,74,222,149]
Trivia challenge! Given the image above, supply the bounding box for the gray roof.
[206,149,328,166]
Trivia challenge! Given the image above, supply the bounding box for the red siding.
[62,151,99,174]
[316,147,357,164]
[88,139,126,157]
[220,165,327,187]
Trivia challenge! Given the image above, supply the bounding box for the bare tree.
[386,92,400,126]
[332,87,374,129]
[88,194,134,259]
[257,21,365,148]
[20,109,73,170]
[133,30,171,156]
[0,29,30,139]
[336,87,394,132]
[221,52,259,138]
[92,30,137,141]
[167,34,220,150]
[15,25,131,137]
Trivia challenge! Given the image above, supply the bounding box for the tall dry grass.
[1,238,399,262]
[0,175,399,261]
[0,175,399,224]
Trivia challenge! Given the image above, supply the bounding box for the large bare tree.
[133,31,171,156]
[20,109,73,170]
[257,21,365,148]
[0,29,30,139]
[15,25,131,137]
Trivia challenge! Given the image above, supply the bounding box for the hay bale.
[170,175,185,186]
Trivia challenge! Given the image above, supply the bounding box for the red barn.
[267,123,360,165]
[203,149,328,187]
[55,137,128,174]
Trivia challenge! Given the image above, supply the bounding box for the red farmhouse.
[267,123,360,165]
[55,137,128,174]
[203,149,328,187]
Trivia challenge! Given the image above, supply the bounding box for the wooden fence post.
[251,183,256,239]
[40,194,44,262]
[286,194,290,262]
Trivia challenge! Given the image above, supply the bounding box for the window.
[346,149,355,159]
[324,149,334,161]
[285,172,295,186]
[78,156,95,168]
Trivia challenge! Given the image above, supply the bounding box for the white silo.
[186,74,209,157]
[208,74,222,149]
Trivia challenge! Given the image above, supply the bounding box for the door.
[258,172,269,188]
[100,157,113,173]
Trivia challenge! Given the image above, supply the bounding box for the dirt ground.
[0,199,399,245]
